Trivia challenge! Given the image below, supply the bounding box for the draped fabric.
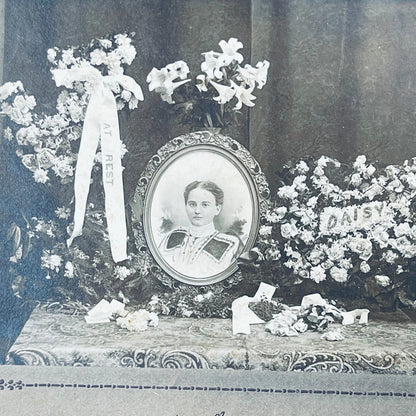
[4,0,416,193]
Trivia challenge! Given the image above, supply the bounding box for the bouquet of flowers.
[146,37,269,129]
[1,33,141,202]
[1,33,153,305]
[251,155,416,309]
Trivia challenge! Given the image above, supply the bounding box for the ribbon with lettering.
[52,64,143,263]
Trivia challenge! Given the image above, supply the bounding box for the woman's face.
[185,188,221,227]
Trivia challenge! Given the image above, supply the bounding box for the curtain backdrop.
[4,0,416,196]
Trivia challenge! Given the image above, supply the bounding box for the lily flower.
[238,60,270,89]
[201,51,223,80]
[195,74,208,92]
[209,80,235,104]
[146,67,174,92]
[156,78,191,104]
[218,38,244,66]
[165,60,190,80]
[230,80,256,110]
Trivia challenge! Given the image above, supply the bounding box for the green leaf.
[7,223,21,252]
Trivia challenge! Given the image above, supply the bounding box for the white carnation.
[278,185,298,200]
[309,265,326,283]
[259,225,273,237]
[330,266,348,282]
[394,222,411,237]
[360,262,371,273]
[281,223,299,239]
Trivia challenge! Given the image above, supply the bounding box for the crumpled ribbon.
[85,298,126,324]
[52,64,144,262]
[232,282,276,334]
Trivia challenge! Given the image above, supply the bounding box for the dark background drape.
[2,0,416,359]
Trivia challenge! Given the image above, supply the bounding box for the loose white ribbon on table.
[52,64,143,263]
[232,282,276,335]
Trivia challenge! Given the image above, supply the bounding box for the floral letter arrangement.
[250,155,416,312]
[146,37,270,129]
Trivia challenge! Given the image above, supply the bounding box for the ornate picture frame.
[131,130,270,286]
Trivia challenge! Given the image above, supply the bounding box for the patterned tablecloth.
[6,307,416,374]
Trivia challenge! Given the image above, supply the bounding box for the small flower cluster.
[147,290,232,319]
[256,155,416,288]
[146,37,269,129]
[116,309,159,332]
[8,196,154,304]
[1,33,140,190]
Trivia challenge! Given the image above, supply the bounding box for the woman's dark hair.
[184,181,224,206]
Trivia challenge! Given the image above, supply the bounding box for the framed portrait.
[133,130,270,286]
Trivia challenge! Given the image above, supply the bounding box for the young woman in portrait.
[159,180,242,278]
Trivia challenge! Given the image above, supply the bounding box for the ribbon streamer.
[53,64,143,263]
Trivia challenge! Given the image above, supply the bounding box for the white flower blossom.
[165,60,190,80]
[360,261,371,273]
[64,261,74,278]
[383,250,398,264]
[200,51,223,80]
[309,265,326,283]
[217,37,244,65]
[353,155,367,170]
[55,207,71,219]
[265,207,286,223]
[281,223,299,239]
[3,127,13,141]
[330,266,348,282]
[308,247,325,265]
[115,266,132,281]
[116,310,158,332]
[41,252,62,272]
[210,80,235,104]
[350,173,362,187]
[230,80,256,110]
[277,185,298,200]
[90,49,107,66]
[394,222,411,238]
[374,275,390,287]
[295,160,310,173]
[370,227,390,249]
[237,60,270,89]
[33,168,49,183]
[300,230,314,244]
[259,225,273,237]
[348,236,373,261]
[98,38,112,49]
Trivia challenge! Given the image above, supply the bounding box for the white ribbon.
[232,282,276,335]
[52,64,143,263]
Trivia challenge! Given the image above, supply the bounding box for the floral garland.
[146,37,269,129]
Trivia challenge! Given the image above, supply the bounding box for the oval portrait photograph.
[142,137,262,285]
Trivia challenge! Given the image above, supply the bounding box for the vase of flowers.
[146,37,269,131]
